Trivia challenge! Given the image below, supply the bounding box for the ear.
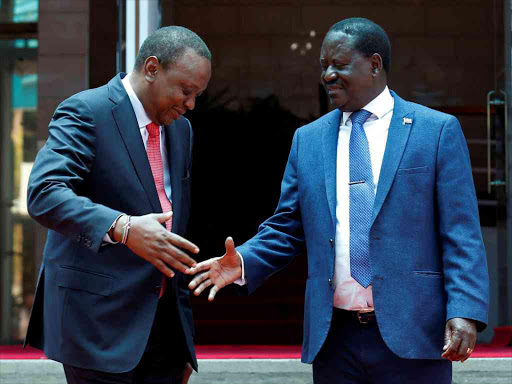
[143,56,160,83]
[370,53,383,77]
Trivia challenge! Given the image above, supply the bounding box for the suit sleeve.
[27,96,122,253]
[237,130,305,294]
[436,115,489,331]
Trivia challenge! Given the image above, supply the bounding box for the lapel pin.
[403,117,413,125]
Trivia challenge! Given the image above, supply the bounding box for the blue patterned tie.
[349,109,374,288]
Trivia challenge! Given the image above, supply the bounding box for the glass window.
[0,0,38,23]
[0,38,38,344]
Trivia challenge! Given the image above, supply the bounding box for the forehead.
[320,32,358,59]
[166,48,211,88]
[170,49,210,75]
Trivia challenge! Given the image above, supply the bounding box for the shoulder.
[394,92,457,125]
[296,109,340,137]
[410,102,454,123]
[73,84,111,111]
[55,84,110,116]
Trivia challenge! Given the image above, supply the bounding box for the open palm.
[187,237,242,301]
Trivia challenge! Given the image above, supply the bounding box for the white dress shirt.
[103,73,172,243]
[333,86,394,310]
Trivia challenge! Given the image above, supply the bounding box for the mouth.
[325,85,344,95]
[171,107,186,118]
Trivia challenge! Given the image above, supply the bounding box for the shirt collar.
[121,73,153,129]
[341,86,393,126]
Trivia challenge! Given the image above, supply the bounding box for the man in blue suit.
[188,18,489,383]
[25,27,211,383]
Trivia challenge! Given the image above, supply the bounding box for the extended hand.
[187,237,242,301]
[122,212,199,278]
[441,317,477,362]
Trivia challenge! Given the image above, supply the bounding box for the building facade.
[0,0,511,345]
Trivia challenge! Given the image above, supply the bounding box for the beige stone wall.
[166,0,503,119]
[37,0,90,145]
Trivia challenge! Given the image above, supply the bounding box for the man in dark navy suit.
[188,18,489,384]
[25,26,211,384]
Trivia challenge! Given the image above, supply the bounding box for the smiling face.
[320,31,383,112]
[143,48,211,126]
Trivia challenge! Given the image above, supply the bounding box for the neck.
[129,72,155,122]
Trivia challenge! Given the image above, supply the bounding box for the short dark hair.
[134,26,211,71]
[328,18,391,73]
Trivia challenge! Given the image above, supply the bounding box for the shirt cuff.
[102,214,124,245]
[234,251,246,286]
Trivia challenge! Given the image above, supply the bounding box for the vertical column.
[37,0,90,146]
[0,59,13,343]
[506,0,512,324]
[125,0,161,73]
[36,0,90,284]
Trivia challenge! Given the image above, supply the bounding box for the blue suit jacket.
[25,74,197,372]
[237,91,489,364]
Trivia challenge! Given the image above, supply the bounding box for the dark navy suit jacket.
[25,73,197,373]
[237,91,489,364]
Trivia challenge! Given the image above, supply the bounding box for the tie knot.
[146,122,160,138]
[350,110,372,127]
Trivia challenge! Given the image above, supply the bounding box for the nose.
[184,97,195,111]
[322,66,337,83]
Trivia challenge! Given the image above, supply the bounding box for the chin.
[329,97,346,110]
[160,116,175,127]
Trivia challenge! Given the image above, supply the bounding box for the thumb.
[225,236,236,256]
[443,323,451,350]
[156,211,173,223]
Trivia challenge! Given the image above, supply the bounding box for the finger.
[155,211,173,223]
[442,333,462,360]
[443,324,451,351]
[225,236,236,256]
[462,334,477,363]
[162,239,199,267]
[208,285,219,301]
[167,232,200,255]
[457,337,470,362]
[153,259,175,278]
[468,333,477,352]
[186,260,213,275]
[160,251,196,274]
[188,272,210,290]
[169,247,198,269]
[194,279,213,296]
[462,347,474,363]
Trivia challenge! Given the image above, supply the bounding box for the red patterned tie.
[146,122,172,298]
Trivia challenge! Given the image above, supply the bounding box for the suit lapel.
[322,109,342,229]
[371,91,414,225]
[109,74,162,213]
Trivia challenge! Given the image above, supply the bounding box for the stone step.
[1,358,511,384]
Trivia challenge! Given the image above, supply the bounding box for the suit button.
[328,278,333,287]
[154,285,161,294]
[329,239,334,247]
